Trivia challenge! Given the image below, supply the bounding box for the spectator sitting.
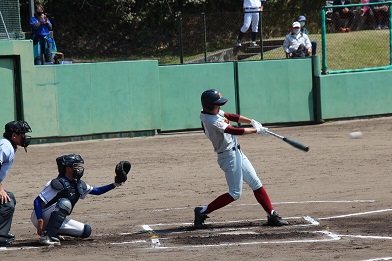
[283,22,312,58]
[370,0,389,30]
[296,15,317,55]
[332,0,356,32]
[359,0,375,29]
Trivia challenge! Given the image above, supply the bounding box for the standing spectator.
[370,0,389,30]
[236,0,266,47]
[332,0,356,32]
[0,120,32,247]
[29,5,56,65]
[194,89,289,229]
[283,22,312,58]
[297,15,317,55]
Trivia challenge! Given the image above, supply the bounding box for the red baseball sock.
[253,186,274,215]
[204,193,234,214]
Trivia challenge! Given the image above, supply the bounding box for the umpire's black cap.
[5,120,32,134]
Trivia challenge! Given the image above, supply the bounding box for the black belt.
[217,145,240,154]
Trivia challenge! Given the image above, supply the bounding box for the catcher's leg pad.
[81,224,92,238]
[44,198,72,237]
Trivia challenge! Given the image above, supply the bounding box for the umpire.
[0,120,32,246]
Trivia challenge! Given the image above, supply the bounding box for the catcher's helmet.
[56,154,85,179]
[297,15,306,22]
[201,89,228,111]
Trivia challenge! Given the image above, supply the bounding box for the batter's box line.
[360,257,392,261]
[319,208,392,220]
[146,215,316,229]
[136,230,341,250]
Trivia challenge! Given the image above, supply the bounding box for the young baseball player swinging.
[194,89,288,229]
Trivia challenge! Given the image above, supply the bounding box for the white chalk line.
[0,246,41,251]
[362,257,392,261]
[140,230,341,250]
[319,208,392,220]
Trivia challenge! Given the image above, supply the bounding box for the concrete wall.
[1,40,392,143]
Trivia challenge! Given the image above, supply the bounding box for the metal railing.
[176,4,392,75]
[320,1,392,74]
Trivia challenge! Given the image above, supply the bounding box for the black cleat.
[5,232,15,240]
[194,207,209,229]
[265,211,289,226]
[0,236,12,247]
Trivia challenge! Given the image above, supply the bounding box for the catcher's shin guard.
[44,198,72,237]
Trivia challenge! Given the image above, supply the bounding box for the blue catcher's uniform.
[31,175,117,238]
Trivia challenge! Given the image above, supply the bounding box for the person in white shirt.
[283,21,312,58]
[236,0,266,47]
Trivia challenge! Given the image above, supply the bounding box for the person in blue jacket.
[29,4,56,65]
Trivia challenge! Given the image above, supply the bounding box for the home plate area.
[134,216,339,249]
[134,208,392,249]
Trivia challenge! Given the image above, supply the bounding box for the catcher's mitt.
[115,161,131,183]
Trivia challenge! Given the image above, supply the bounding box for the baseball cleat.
[0,237,12,247]
[2,232,15,240]
[236,40,242,47]
[194,207,209,229]
[265,211,289,226]
[39,234,61,246]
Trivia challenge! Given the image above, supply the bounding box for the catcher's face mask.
[72,163,84,180]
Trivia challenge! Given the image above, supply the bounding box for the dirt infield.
[2,117,392,260]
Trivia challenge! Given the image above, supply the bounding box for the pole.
[177,12,184,64]
[202,13,207,62]
[259,11,263,60]
[321,8,327,74]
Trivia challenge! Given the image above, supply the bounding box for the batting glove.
[256,123,269,135]
[250,119,261,129]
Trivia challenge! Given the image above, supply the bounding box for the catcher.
[30,154,131,246]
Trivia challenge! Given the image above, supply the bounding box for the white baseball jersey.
[0,138,15,183]
[31,179,93,237]
[243,0,262,8]
[200,109,237,154]
[200,109,262,199]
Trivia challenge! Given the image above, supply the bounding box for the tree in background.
[18,0,333,59]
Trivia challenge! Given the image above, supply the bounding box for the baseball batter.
[0,120,32,247]
[194,89,288,229]
[31,154,130,246]
[236,0,266,47]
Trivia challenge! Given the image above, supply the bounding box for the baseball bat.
[266,130,309,152]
